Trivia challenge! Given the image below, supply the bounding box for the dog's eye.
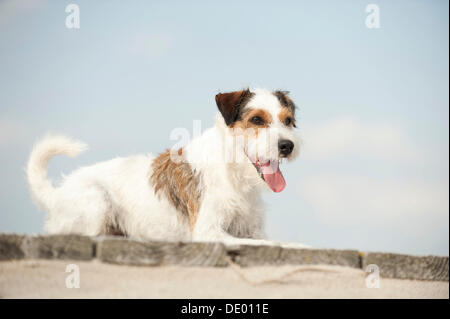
[284,117,292,126]
[250,116,265,126]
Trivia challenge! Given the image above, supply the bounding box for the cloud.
[296,116,449,230]
[298,173,449,226]
[299,116,418,162]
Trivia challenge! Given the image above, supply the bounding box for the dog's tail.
[26,134,88,211]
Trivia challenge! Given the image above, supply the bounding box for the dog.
[26,88,306,247]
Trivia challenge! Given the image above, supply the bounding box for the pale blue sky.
[0,0,448,255]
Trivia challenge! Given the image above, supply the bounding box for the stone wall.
[0,234,448,281]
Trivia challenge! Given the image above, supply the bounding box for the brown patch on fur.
[150,149,202,233]
[225,110,272,166]
[274,91,296,116]
[278,107,295,127]
[215,89,254,126]
[230,108,273,131]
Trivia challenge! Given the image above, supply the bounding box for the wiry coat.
[26,88,306,247]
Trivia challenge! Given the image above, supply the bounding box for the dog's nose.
[278,139,294,156]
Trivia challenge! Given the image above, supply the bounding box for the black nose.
[279,139,294,156]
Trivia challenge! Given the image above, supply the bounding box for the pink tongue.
[260,161,286,193]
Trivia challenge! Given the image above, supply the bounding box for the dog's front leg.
[191,201,283,247]
[192,226,277,247]
[191,200,310,249]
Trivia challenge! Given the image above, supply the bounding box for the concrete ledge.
[23,235,95,261]
[362,252,449,281]
[0,234,94,261]
[280,248,361,268]
[97,238,228,267]
[0,234,25,260]
[228,245,361,268]
[0,234,448,282]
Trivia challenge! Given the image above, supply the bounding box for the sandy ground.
[0,260,448,299]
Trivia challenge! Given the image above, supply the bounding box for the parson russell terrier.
[26,88,307,248]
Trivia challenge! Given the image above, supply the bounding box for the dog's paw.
[279,241,311,249]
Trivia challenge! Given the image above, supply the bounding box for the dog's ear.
[215,89,253,126]
[274,90,296,116]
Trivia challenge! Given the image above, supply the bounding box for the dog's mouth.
[250,158,286,193]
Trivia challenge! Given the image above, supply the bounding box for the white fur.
[26,89,308,248]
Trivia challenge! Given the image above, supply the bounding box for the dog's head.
[215,88,300,192]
